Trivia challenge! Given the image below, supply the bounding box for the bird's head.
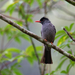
[35,17,50,25]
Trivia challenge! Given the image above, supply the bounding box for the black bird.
[35,17,56,64]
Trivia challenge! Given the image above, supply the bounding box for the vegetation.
[0,0,75,75]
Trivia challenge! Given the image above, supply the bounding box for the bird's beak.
[35,21,41,22]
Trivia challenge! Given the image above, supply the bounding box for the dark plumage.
[35,17,56,64]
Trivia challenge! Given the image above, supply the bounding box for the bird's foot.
[51,42,53,45]
[44,39,47,41]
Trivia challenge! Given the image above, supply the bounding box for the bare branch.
[52,10,75,21]
[1,33,5,50]
[63,28,75,42]
[0,14,75,62]
[44,1,47,16]
[53,5,75,17]
[2,14,25,22]
[0,60,16,70]
[42,64,46,75]
[51,1,75,21]
[65,0,75,6]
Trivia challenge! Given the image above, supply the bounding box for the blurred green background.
[0,0,75,75]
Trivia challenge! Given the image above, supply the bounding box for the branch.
[63,28,75,42]
[65,0,75,6]
[53,5,75,17]
[19,4,42,74]
[0,60,16,70]
[52,10,75,21]
[1,33,5,50]
[0,14,75,62]
[51,1,75,21]
[2,14,25,22]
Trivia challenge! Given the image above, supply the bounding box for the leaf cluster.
[47,23,75,75]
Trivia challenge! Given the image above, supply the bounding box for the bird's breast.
[41,25,55,42]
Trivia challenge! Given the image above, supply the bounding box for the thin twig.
[0,60,16,70]
[53,5,75,17]
[26,17,42,75]
[4,34,17,49]
[20,4,42,75]
[0,14,75,61]
[42,64,46,75]
[0,33,5,50]
[70,49,74,56]
[52,10,75,21]
[44,1,47,16]
[63,28,75,42]
[1,14,25,22]
[65,0,75,6]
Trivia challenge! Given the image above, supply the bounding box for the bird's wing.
[53,25,56,34]
[41,30,42,36]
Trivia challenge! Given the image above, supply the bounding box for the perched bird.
[35,17,56,64]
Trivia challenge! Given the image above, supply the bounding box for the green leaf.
[5,48,21,53]
[5,2,18,15]
[24,0,34,6]
[25,45,42,65]
[0,28,5,35]
[17,56,24,63]
[69,23,74,31]
[25,45,42,57]
[60,55,66,60]
[27,57,34,65]
[59,44,67,49]
[9,4,16,15]
[36,46,42,51]
[20,33,30,42]
[65,26,69,31]
[5,4,14,12]
[61,70,67,74]
[11,62,20,68]
[67,44,70,48]
[56,30,65,35]
[1,69,10,75]
[15,37,21,43]
[46,71,56,75]
[66,64,72,73]
[67,50,72,54]
[50,71,56,75]
[37,0,43,7]
[69,60,75,66]
[55,58,67,71]
[55,33,63,40]
[13,67,23,75]
[27,14,33,22]
[15,21,23,26]
[57,35,67,46]
[25,45,34,57]
[5,52,12,59]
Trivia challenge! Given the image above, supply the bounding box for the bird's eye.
[43,19,45,21]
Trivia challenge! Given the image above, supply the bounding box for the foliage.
[49,23,75,75]
[0,0,75,75]
[0,0,44,75]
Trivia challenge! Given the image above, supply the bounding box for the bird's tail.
[40,45,53,64]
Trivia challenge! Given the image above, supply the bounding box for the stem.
[26,20,42,74]
[44,1,47,16]
[42,64,46,75]
[0,33,5,50]
[20,4,42,74]
[1,14,25,22]
[65,0,75,6]
[63,28,75,42]
[0,14,75,62]
[4,34,17,49]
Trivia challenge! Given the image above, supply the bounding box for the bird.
[35,17,56,64]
